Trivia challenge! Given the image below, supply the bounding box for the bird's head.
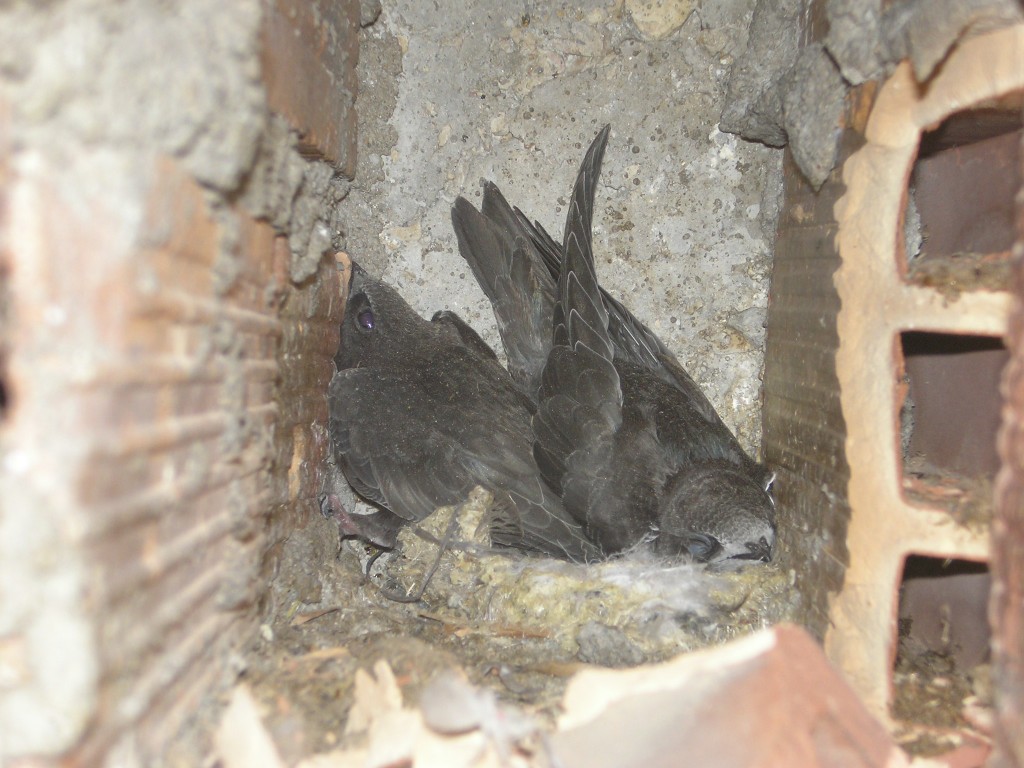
[655,461,776,568]
[336,262,432,370]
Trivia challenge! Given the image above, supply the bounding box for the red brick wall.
[991,123,1024,768]
[262,0,360,173]
[762,142,856,638]
[0,154,342,764]
[0,0,356,763]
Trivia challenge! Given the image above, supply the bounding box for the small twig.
[375,507,462,604]
[290,607,343,626]
[282,646,352,671]
[416,612,551,640]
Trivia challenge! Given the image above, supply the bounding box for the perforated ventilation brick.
[830,25,1024,751]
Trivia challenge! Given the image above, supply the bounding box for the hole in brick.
[0,269,7,419]
[902,92,1022,292]
[899,332,1007,520]
[0,358,6,423]
[893,555,991,738]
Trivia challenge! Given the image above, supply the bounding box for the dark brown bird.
[452,125,776,566]
[328,262,602,562]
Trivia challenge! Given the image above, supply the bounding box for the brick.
[828,25,1023,728]
[74,160,291,763]
[260,0,360,174]
[265,246,341,539]
[990,122,1024,768]
[0,143,343,765]
[550,625,907,768]
[763,148,853,640]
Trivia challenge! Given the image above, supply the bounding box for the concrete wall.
[345,0,781,457]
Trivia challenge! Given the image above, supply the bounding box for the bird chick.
[451,126,776,566]
[328,261,601,563]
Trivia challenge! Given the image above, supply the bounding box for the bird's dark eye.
[357,308,375,330]
[684,533,722,562]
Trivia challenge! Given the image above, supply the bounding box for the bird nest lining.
[224,488,800,766]
[358,486,798,663]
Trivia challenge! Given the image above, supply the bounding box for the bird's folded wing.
[330,366,600,561]
[329,368,475,523]
[535,125,625,532]
[451,187,555,394]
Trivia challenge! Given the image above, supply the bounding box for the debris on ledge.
[218,625,911,768]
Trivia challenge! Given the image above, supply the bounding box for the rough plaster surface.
[0,1,350,279]
[721,0,1023,189]
[346,0,781,455]
[0,2,263,192]
[719,0,802,149]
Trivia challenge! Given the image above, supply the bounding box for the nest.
[359,487,798,664]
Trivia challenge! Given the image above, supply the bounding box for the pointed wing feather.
[534,126,625,537]
[553,125,613,362]
[451,189,555,394]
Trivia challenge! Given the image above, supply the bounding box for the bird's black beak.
[730,536,772,563]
